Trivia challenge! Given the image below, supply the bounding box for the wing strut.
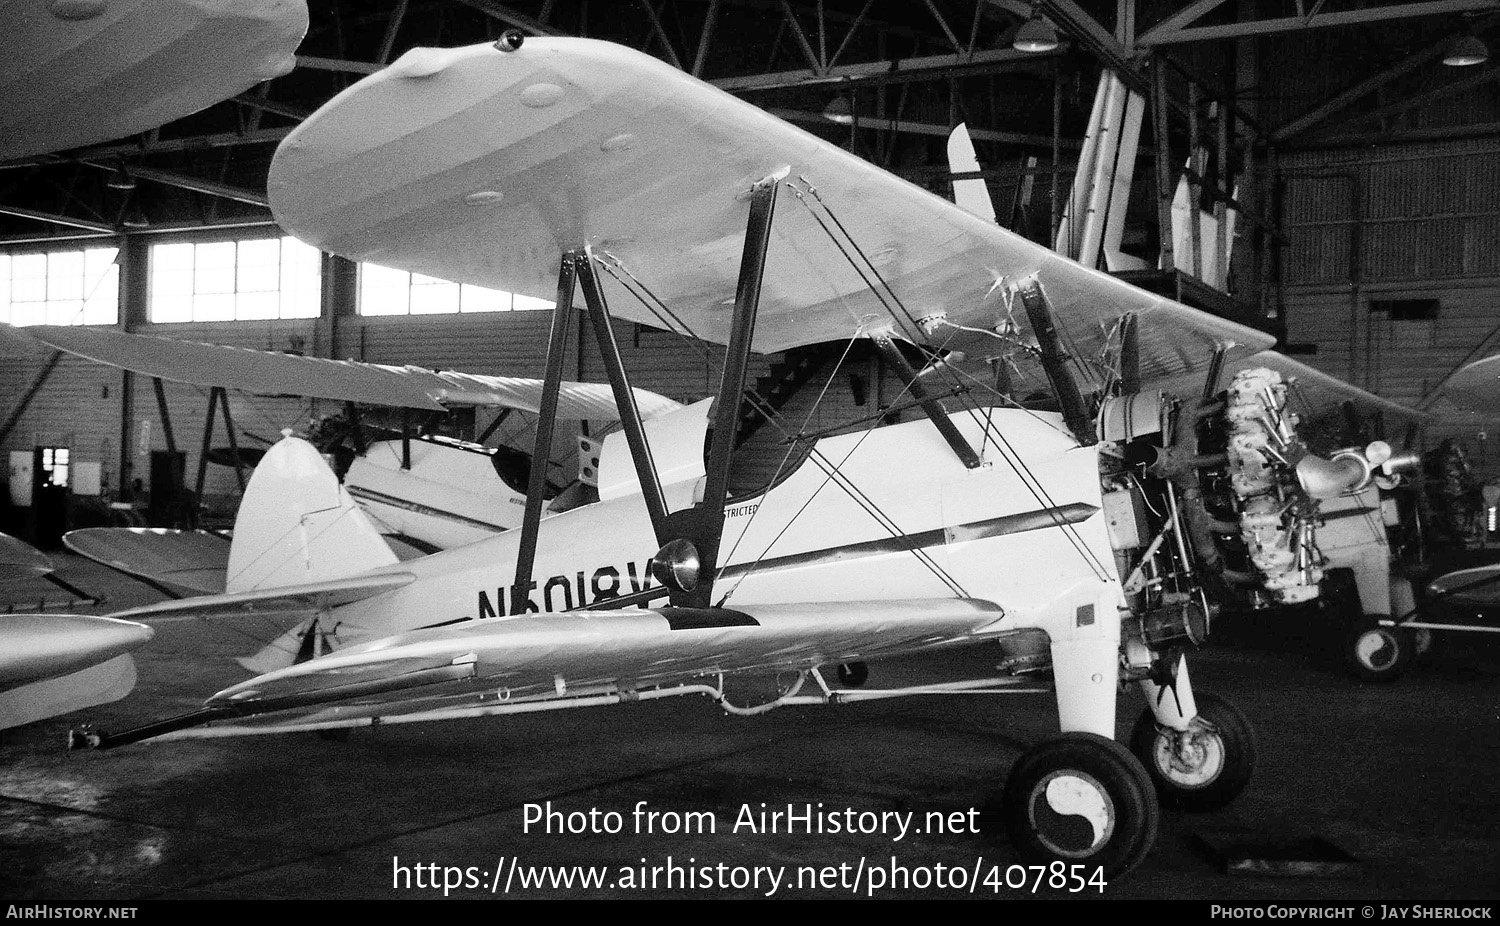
[510,254,581,614]
[1016,278,1096,446]
[870,335,981,468]
[1118,313,1140,396]
[578,254,671,537]
[659,175,780,608]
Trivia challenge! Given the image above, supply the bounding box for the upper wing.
[1436,354,1500,413]
[268,38,1274,386]
[1149,350,1431,425]
[0,0,307,161]
[6,323,680,420]
[191,598,1006,722]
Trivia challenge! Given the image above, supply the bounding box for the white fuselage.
[333,406,1125,670]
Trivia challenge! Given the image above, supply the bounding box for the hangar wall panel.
[1281,140,1500,470]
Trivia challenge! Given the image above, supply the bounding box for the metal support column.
[871,336,981,468]
[217,387,246,491]
[1152,58,1175,273]
[0,351,62,445]
[1017,278,1096,446]
[510,253,578,615]
[1215,98,1231,289]
[152,378,177,454]
[1187,83,1204,280]
[192,387,222,525]
[578,254,670,538]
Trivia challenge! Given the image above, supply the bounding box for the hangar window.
[1369,298,1440,321]
[358,262,552,315]
[0,247,119,326]
[148,236,321,322]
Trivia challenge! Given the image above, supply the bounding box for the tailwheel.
[836,662,868,688]
[1411,627,1434,657]
[1344,622,1410,683]
[1129,692,1255,812]
[1001,732,1159,877]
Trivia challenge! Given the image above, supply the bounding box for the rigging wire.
[787,178,1114,583]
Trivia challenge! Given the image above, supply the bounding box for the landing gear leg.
[999,633,1159,876]
[1131,658,1256,811]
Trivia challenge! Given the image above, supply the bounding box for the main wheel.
[1344,623,1410,683]
[1129,692,1255,812]
[1001,732,1159,877]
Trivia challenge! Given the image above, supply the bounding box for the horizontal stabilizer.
[0,531,53,574]
[65,527,230,595]
[108,572,414,622]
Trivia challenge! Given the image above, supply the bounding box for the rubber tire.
[1344,623,1410,683]
[1002,732,1160,878]
[836,662,869,688]
[1129,692,1256,812]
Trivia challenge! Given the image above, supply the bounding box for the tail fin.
[226,436,397,593]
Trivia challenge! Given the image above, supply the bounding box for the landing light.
[650,539,701,594]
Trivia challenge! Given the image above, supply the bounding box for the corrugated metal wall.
[1281,139,1500,472]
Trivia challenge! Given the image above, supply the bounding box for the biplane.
[1,322,680,589]
[1345,353,1500,679]
[66,35,1421,875]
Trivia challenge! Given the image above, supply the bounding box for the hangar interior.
[3,0,1500,902]
[5,0,1500,529]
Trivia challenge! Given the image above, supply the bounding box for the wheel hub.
[1356,630,1397,670]
[1155,724,1225,788]
[1027,770,1115,858]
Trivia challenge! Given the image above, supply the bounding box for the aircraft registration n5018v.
[68,34,1424,876]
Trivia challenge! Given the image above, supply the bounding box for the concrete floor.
[3,554,1498,901]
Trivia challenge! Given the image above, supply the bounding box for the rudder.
[226,435,397,592]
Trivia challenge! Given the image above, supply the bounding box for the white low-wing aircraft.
[0,532,151,731]
[68,35,1419,876]
[0,613,152,732]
